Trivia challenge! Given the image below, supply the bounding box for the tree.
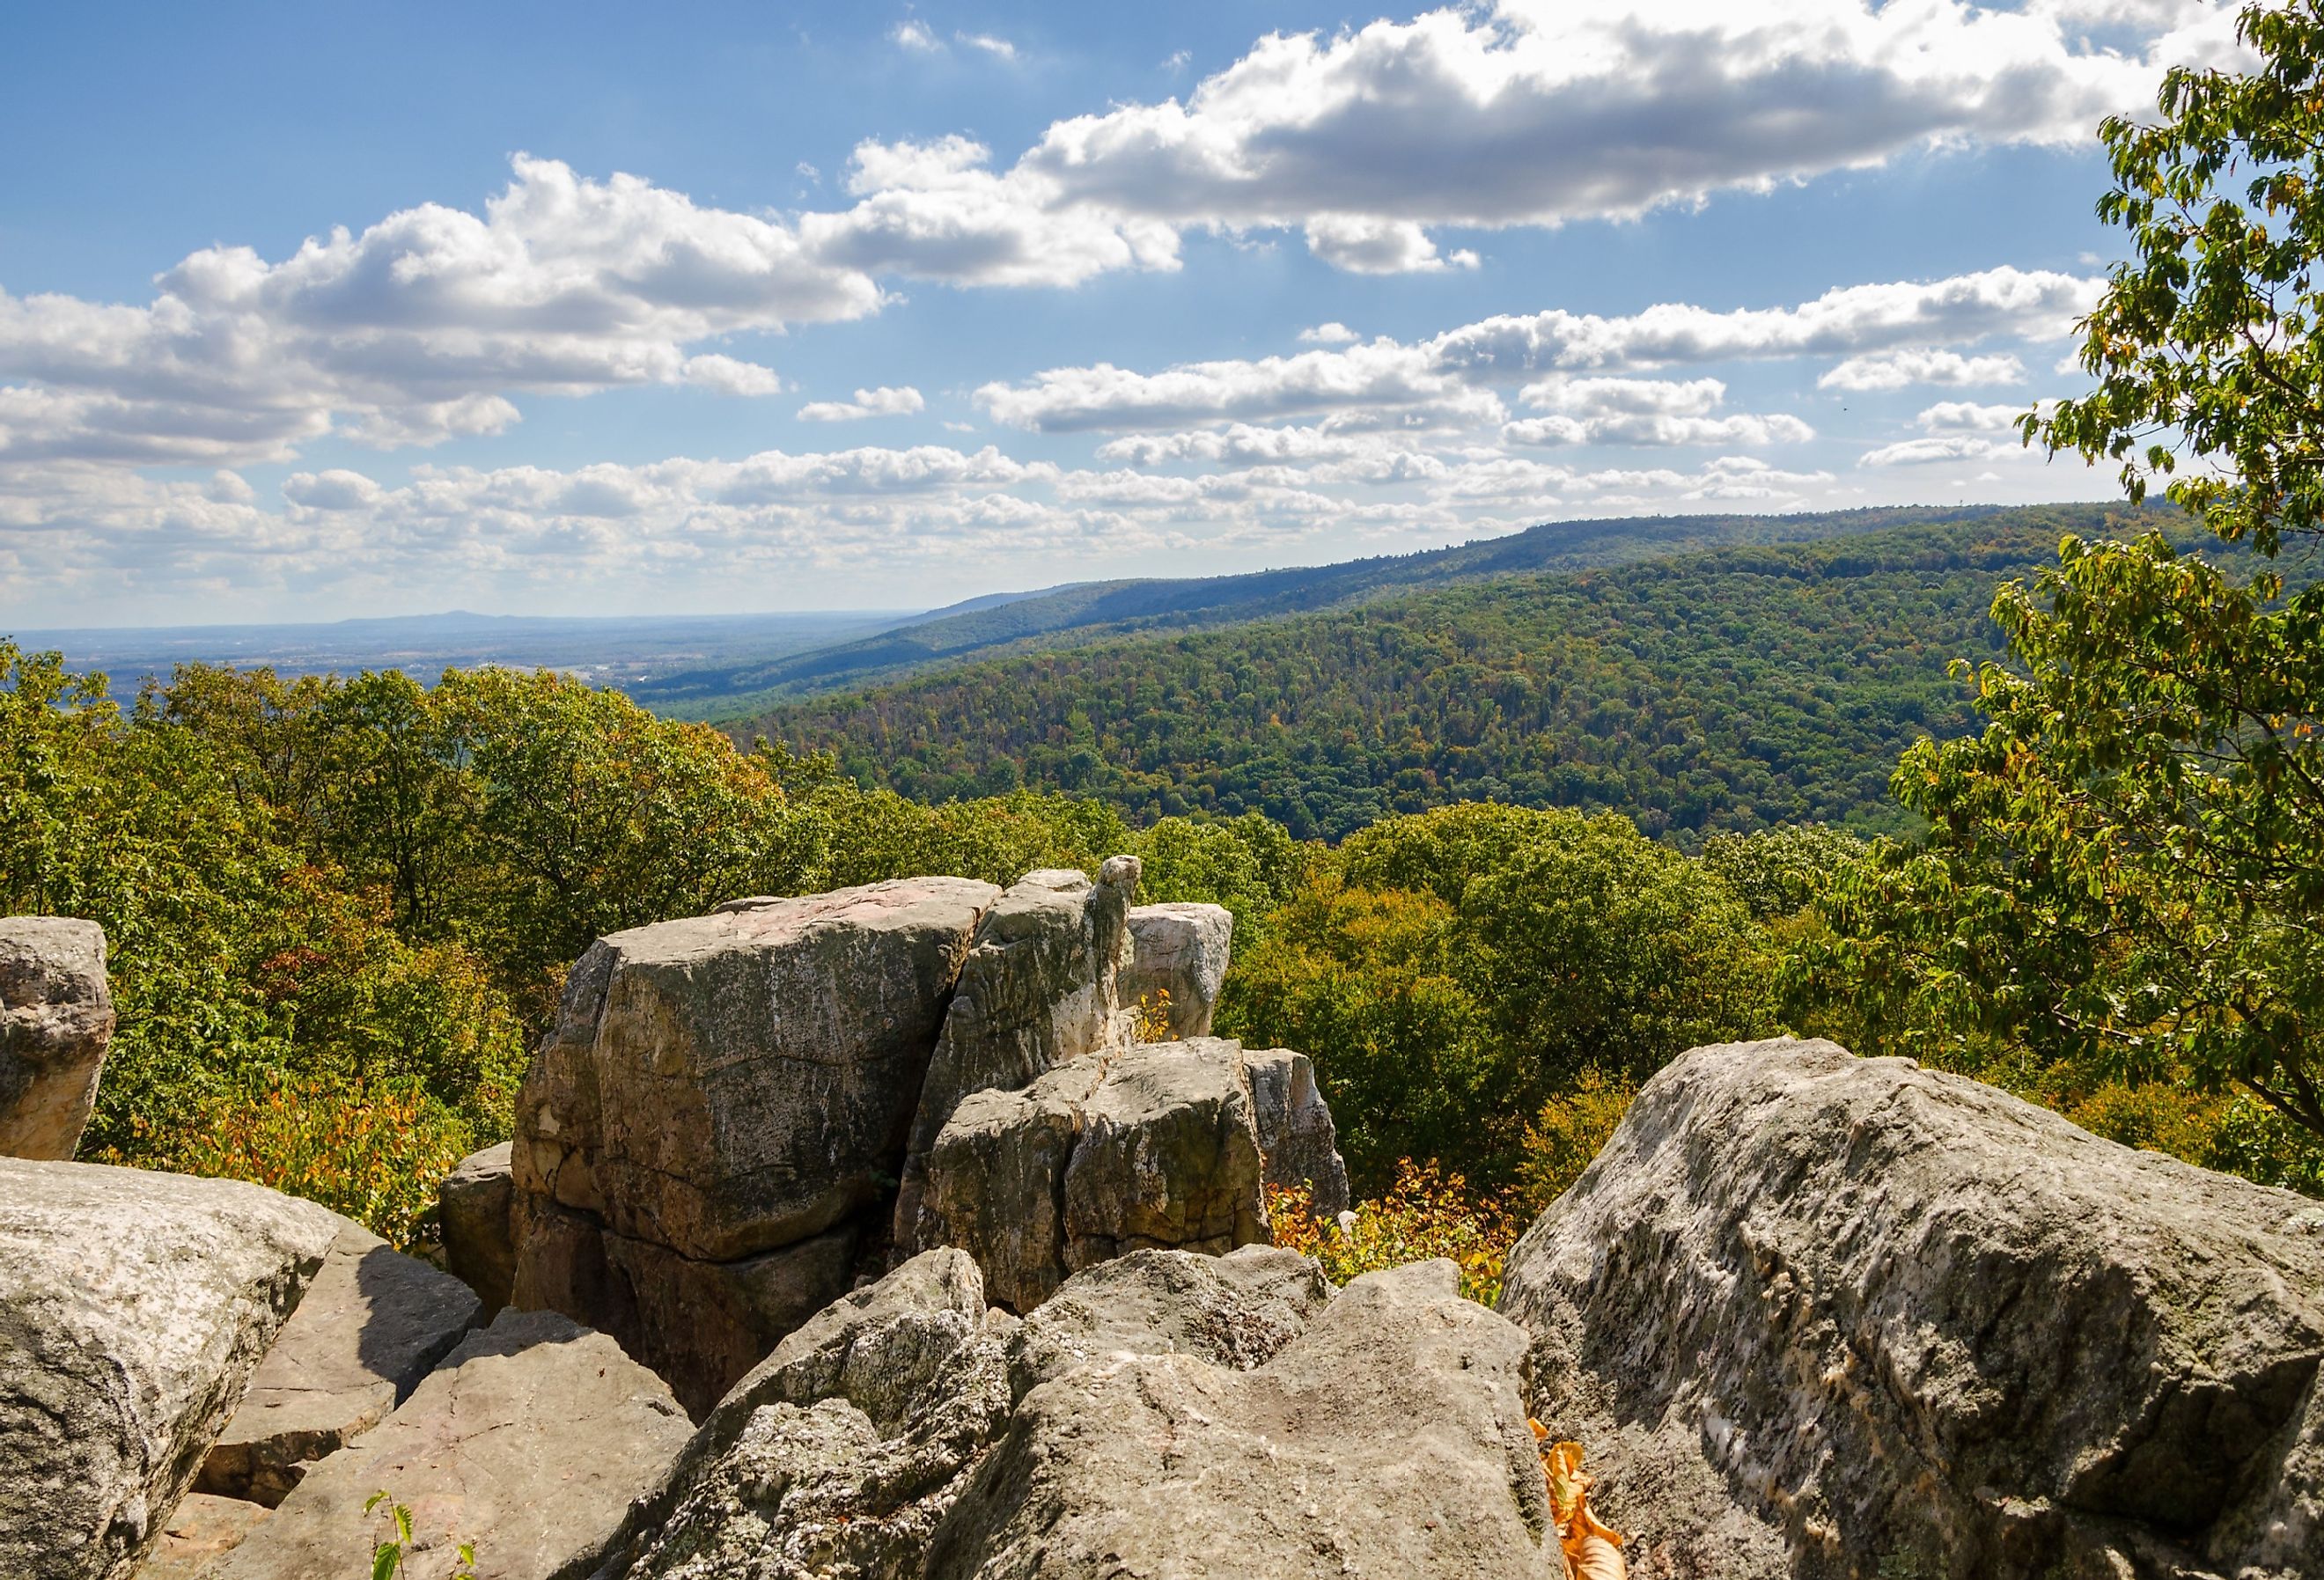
[1806,2,2324,1142]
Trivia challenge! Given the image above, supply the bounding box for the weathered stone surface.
[912,1038,1269,1312]
[209,1308,691,1580]
[516,877,999,1262]
[1499,1036,2324,1580]
[131,1494,268,1580]
[1063,1038,1266,1271]
[0,1159,339,1580]
[930,1259,1560,1579]
[518,1196,859,1420]
[0,916,115,1160]
[1241,1045,1351,1218]
[195,1222,482,1507]
[894,862,1139,1257]
[438,1141,515,1316]
[602,1251,1018,1580]
[915,1062,1103,1313]
[1121,901,1232,1037]
[511,876,997,1415]
[1007,1244,1330,1396]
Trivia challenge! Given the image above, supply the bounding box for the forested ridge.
[740,503,2193,841]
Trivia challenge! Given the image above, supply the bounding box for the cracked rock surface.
[1499,1036,2324,1580]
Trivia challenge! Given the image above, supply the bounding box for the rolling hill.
[737,503,2196,841]
[636,504,2012,717]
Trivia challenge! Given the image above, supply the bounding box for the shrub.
[1268,1160,1523,1305]
[1518,1069,1636,1209]
[114,1073,473,1249]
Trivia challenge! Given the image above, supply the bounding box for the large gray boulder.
[929,1259,1559,1579]
[909,1037,1269,1312]
[0,917,115,1160]
[893,861,1140,1255]
[602,1249,1020,1580]
[195,1222,482,1506]
[1498,1037,2324,1580]
[438,1141,515,1316]
[0,1159,340,1580]
[1242,1045,1352,1217]
[209,1308,692,1580]
[604,1246,1536,1580]
[511,876,999,1415]
[1121,900,1233,1037]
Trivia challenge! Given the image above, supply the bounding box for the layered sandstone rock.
[1121,900,1233,1037]
[437,1141,515,1316]
[0,1159,339,1580]
[1499,1037,2324,1580]
[1242,1044,1352,1216]
[510,876,998,1414]
[0,916,115,1160]
[892,861,1140,1253]
[908,1037,1270,1312]
[195,1222,481,1506]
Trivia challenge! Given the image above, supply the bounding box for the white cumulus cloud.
[797,386,928,422]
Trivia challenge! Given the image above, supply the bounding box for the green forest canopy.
[737,504,2205,841]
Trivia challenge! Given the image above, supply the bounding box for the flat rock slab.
[0,1159,340,1580]
[196,1222,482,1506]
[1500,1037,2324,1580]
[129,1495,268,1580]
[437,1142,514,1316]
[0,916,115,1161]
[207,1308,692,1580]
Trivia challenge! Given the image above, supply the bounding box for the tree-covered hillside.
[638,504,2008,716]
[740,504,2191,841]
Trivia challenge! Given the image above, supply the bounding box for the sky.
[0,0,2250,627]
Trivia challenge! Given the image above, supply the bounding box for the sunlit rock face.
[1500,1036,2324,1580]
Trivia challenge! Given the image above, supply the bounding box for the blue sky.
[0,1,2245,625]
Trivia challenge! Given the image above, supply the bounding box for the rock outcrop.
[438,1141,515,1316]
[511,876,999,1415]
[208,1308,692,1580]
[907,1037,1270,1312]
[0,1158,340,1580]
[1498,1036,2324,1580]
[1243,1044,1352,1216]
[133,1495,269,1580]
[606,1247,1558,1579]
[195,1222,482,1506]
[0,916,115,1160]
[892,861,1140,1253]
[1121,900,1233,1037]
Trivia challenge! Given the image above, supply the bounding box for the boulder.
[130,1495,268,1580]
[195,1222,482,1507]
[207,1308,691,1580]
[604,1250,1019,1580]
[0,916,115,1160]
[1242,1045,1352,1217]
[893,861,1140,1253]
[910,1038,1269,1312]
[511,876,998,1413]
[1007,1243,1330,1395]
[1121,900,1233,1037]
[606,1246,1394,1580]
[0,1158,340,1580]
[437,1142,515,1316]
[1498,1036,2324,1580]
[927,1259,1561,1579]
